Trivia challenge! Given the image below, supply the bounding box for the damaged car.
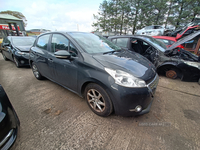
[1,36,35,68]
[108,31,200,83]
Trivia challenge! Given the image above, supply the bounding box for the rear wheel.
[85,83,113,117]
[32,62,43,80]
[2,53,8,61]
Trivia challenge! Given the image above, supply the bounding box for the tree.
[0,10,27,27]
[92,0,200,34]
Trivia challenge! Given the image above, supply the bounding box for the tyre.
[13,56,20,68]
[166,69,178,79]
[32,62,43,80]
[198,78,200,85]
[85,83,113,117]
[2,53,8,61]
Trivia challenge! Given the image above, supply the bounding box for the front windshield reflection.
[68,32,121,54]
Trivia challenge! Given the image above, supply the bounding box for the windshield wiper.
[103,50,116,54]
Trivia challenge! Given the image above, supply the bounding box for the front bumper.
[108,74,159,116]
[14,53,30,67]
[0,86,20,150]
[0,127,19,150]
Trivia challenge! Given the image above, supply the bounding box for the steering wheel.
[145,46,153,54]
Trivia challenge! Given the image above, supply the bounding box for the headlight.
[105,68,146,88]
[17,51,25,55]
[184,61,200,69]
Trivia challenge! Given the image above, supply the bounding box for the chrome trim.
[0,129,13,147]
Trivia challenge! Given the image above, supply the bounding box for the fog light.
[129,105,142,112]
[135,105,142,112]
[20,60,25,64]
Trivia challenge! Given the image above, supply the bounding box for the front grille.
[147,74,159,91]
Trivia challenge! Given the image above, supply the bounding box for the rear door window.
[36,34,50,51]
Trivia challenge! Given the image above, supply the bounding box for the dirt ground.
[0,55,200,150]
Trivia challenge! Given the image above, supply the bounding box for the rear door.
[30,34,52,78]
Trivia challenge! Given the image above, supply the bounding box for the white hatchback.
[135,25,165,36]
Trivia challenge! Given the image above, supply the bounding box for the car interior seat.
[132,40,144,54]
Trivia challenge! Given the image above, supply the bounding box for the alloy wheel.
[13,57,19,67]
[87,89,106,113]
[2,53,8,61]
[32,64,40,78]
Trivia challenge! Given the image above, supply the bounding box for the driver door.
[49,33,78,91]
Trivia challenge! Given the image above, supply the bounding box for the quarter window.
[51,34,69,52]
[36,34,50,51]
[116,38,128,48]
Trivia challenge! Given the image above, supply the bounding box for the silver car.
[135,25,165,36]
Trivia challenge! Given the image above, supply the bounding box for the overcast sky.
[0,0,102,32]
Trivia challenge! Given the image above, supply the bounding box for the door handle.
[48,58,53,62]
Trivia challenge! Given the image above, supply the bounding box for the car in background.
[175,25,200,40]
[167,22,200,38]
[1,36,35,67]
[135,25,165,36]
[29,31,159,117]
[108,31,200,83]
[0,84,20,150]
[152,36,184,49]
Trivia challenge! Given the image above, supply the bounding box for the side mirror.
[2,43,9,47]
[54,50,71,59]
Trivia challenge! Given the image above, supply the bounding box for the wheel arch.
[29,60,33,67]
[80,78,110,98]
[157,63,183,78]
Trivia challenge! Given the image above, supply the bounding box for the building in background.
[0,14,26,45]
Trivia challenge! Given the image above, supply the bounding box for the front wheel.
[32,62,43,80]
[2,53,8,61]
[166,69,178,79]
[85,83,113,117]
[13,56,20,68]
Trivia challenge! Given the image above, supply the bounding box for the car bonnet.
[167,30,200,50]
[93,50,156,81]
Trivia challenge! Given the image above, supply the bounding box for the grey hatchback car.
[29,32,159,117]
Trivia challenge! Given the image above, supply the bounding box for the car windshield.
[144,37,167,52]
[12,37,35,46]
[68,32,121,54]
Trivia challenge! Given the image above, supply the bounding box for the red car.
[153,36,184,48]
[175,25,200,40]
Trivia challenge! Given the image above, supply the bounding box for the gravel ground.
[0,55,200,150]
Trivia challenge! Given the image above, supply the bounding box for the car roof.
[108,35,152,40]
